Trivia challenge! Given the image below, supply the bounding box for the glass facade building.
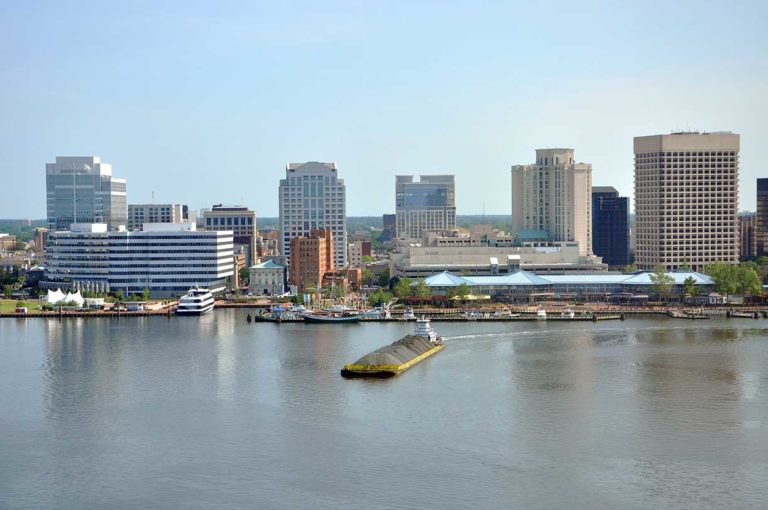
[395,175,456,241]
[757,178,768,257]
[591,186,629,266]
[46,156,127,231]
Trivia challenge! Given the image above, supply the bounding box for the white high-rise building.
[43,223,234,297]
[279,162,346,267]
[395,175,456,241]
[46,156,127,231]
[511,149,592,256]
[634,132,740,271]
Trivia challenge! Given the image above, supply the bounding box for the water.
[1,313,767,509]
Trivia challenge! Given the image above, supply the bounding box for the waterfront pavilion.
[421,270,715,303]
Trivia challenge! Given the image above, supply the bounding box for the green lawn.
[0,300,42,313]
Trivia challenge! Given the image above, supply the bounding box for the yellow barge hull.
[341,344,445,378]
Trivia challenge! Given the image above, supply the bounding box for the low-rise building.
[422,270,714,303]
[42,223,234,297]
[0,234,17,250]
[249,260,286,296]
[391,244,606,278]
[347,240,371,267]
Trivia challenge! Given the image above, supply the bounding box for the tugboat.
[176,286,215,315]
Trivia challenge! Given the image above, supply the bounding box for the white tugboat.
[176,286,215,315]
[414,317,442,344]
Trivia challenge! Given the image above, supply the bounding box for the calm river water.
[1,313,767,509]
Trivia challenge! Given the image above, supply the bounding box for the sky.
[1,0,767,218]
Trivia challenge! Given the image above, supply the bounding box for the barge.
[341,318,444,378]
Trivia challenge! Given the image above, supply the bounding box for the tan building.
[289,229,334,291]
[202,205,257,266]
[0,234,17,250]
[511,149,592,256]
[34,228,48,252]
[634,132,739,271]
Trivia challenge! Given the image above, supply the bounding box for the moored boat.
[176,286,215,315]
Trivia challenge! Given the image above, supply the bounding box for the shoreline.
[2,305,766,320]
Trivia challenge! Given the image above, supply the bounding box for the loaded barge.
[341,318,445,378]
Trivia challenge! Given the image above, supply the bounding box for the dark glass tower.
[757,178,768,257]
[592,186,629,267]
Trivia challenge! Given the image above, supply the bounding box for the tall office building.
[757,178,768,257]
[591,187,629,267]
[46,156,127,231]
[381,214,396,242]
[634,132,739,271]
[279,162,346,268]
[395,175,456,241]
[128,203,189,231]
[511,149,592,256]
[202,205,257,266]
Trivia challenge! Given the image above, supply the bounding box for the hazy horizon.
[2,1,766,218]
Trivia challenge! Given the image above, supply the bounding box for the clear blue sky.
[1,0,767,218]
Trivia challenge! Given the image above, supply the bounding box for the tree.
[362,255,374,264]
[456,283,470,300]
[291,294,303,305]
[649,266,674,301]
[735,265,762,296]
[705,262,738,297]
[369,289,392,307]
[625,263,638,272]
[683,276,698,297]
[3,285,12,298]
[14,241,27,252]
[361,269,374,287]
[414,278,430,299]
[114,290,125,302]
[239,267,250,287]
[393,277,412,299]
[141,287,151,301]
[378,269,391,288]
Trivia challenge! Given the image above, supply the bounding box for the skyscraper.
[279,162,346,268]
[757,178,768,257]
[395,175,456,241]
[511,148,592,256]
[46,156,127,231]
[591,186,629,267]
[634,132,739,271]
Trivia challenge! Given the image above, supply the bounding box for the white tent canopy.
[46,289,84,307]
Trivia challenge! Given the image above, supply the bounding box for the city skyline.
[2,2,767,218]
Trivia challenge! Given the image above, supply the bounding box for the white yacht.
[536,307,547,320]
[177,286,215,315]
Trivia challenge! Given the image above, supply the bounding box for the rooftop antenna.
[483,202,486,222]
[151,191,154,204]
